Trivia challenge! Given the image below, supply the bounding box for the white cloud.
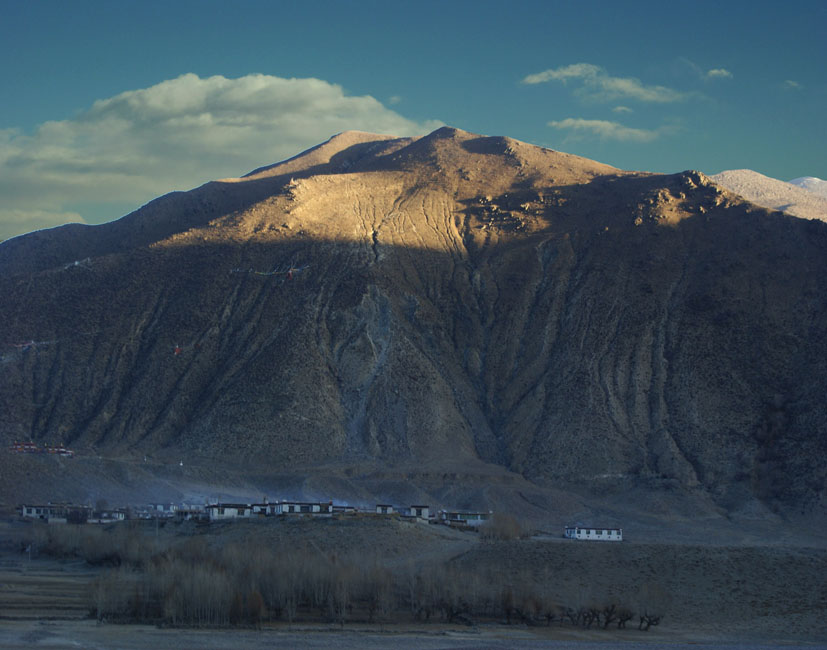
[522,63,686,103]
[677,58,733,82]
[548,118,663,143]
[0,73,441,241]
[612,106,633,114]
[783,79,802,90]
[522,63,602,85]
[706,68,733,79]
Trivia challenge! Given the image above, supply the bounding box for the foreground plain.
[2,619,827,650]
[1,518,825,646]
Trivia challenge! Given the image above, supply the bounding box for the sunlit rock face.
[2,127,825,514]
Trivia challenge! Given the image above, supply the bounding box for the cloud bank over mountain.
[0,73,441,241]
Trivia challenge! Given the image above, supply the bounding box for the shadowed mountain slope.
[1,127,826,521]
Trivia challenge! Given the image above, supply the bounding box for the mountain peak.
[422,125,470,139]
[788,176,827,200]
[710,169,827,221]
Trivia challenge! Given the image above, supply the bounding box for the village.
[17,499,623,540]
[19,499,488,528]
[10,442,623,539]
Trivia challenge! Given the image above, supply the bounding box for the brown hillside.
[1,127,825,527]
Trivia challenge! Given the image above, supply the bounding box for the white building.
[564,526,623,541]
[407,505,430,520]
[277,501,332,515]
[375,504,395,515]
[20,503,92,523]
[251,503,278,516]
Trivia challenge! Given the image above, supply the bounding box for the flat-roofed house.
[277,501,333,515]
[407,505,430,520]
[20,503,92,524]
[439,510,491,527]
[564,526,623,541]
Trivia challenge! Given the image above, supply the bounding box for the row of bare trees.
[26,520,162,566]
[85,541,663,628]
[28,522,665,629]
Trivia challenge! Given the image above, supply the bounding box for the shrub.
[480,513,526,541]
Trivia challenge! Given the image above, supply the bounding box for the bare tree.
[601,603,617,628]
[565,605,581,626]
[636,581,667,632]
[330,563,354,625]
[480,513,526,541]
[639,612,662,631]
[361,563,394,623]
[89,568,131,621]
[616,606,635,629]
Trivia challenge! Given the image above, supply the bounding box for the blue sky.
[1,0,824,241]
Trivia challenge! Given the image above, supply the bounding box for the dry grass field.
[1,516,826,647]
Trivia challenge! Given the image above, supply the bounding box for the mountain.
[2,128,826,533]
[710,169,827,222]
[789,176,827,200]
